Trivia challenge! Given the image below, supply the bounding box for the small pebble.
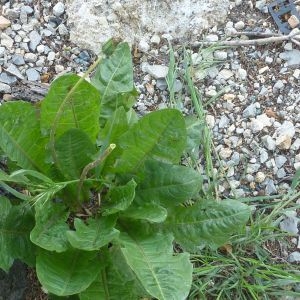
[47,51,56,61]
[138,39,150,52]
[53,2,65,17]
[26,68,40,81]
[234,21,245,30]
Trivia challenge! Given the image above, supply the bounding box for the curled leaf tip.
[110,143,116,150]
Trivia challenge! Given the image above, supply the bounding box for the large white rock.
[65,0,230,53]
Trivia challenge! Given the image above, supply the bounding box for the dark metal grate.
[268,0,300,34]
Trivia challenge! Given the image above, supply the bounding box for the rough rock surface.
[65,0,231,52]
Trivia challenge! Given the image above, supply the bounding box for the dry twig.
[193,30,300,47]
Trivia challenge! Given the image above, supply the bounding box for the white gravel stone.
[47,51,56,61]
[276,121,295,138]
[1,33,13,48]
[219,148,232,159]
[265,179,277,195]
[291,138,300,151]
[256,114,272,127]
[150,34,161,45]
[243,103,258,118]
[219,115,230,128]
[0,16,11,30]
[0,82,11,93]
[280,215,299,234]
[205,34,219,42]
[262,135,276,151]
[234,21,245,30]
[245,174,254,182]
[258,66,269,74]
[55,65,65,73]
[284,42,293,51]
[288,252,300,263]
[249,118,264,132]
[29,30,42,51]
[206,115,215,128]
[275,155,287,168]
[11,54,25,65]
[214,50,227,60]
[6,64,24,80]
[138,39,150,52]
[24,53,38,63]
[255,172,266,183]
[21,5,34,15]
[0,47,5,57]
[218,69,234,80]
[246,164,261,174]
[41,29,53,37]
[58,24,69,36]
[279,49,300,67]
[35,58,45,67]
[36,44,45,53]
[26,68,40,81]
[265,56,273,64]
[145,64,169,79]
[293,69,300,79]
[53,2,65,17]
[19,10,28,24]
[237,68,247,80]
[273,80,284,91]
[260,150,268,163]
[277,168,286,179]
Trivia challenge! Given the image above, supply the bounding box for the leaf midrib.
[168,210,248,226]
[101,50,127,101]
[123,234,166,299]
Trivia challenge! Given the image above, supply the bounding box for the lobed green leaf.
[119,230,192,300]
[0,101,48,172]
[55,128,96,179]
[103,179,136,216]
[40,74,100,142]
[122,202,168,223]
[66,216,119,251]
[80,247,143,300]
[91,42,136,125]
[36,248,101,296]
[115,109,186,173]
[30,200,70,252]
[0,196,35,272]
[135,159,202,207]
[165,199,251,250]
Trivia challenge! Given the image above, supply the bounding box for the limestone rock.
[65,0,231,52]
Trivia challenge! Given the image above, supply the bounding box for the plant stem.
[77,144,116,202]
[101,268,110,300]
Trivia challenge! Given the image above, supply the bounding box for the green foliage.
[0,196,35,271]
[120,230,193,300]
[0,102,48,172]
[166,200,250,251]
[0,40,250,298]
[36,248,102,296]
